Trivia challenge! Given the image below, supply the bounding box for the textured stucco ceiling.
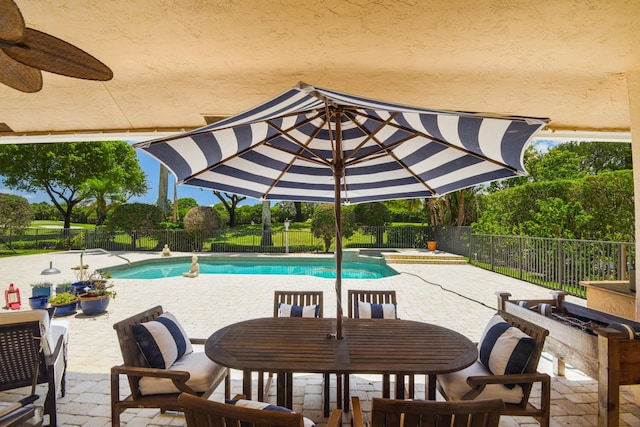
[1,0,639,138]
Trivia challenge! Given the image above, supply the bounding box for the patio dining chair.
[110,306,230,427]
[0,309,68,427]
[351,396,504,427]
[342,290,407,411]
[178,392,342,427]
[260,291,331,416]
[436,310,551,426]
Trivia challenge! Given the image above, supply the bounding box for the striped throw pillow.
[226,399,315,427]
[478,315,535,388]
[278,303,320,318]
[356,300,397,319]
[132,312,193,369]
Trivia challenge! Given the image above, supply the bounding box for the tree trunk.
[294,202,304,222]
[157,164,169,215]
[261,200,273,246]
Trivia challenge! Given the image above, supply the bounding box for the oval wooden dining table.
[205,317,477,411]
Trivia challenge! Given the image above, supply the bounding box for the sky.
[1,139,560,207]
[0,141,263,207]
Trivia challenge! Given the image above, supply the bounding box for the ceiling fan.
[0,0,113,93]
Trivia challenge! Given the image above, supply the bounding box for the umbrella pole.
[335,174,343,339]
[334,114,344,340]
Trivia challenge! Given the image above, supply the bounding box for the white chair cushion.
[437,360,524,404]
[138,351,227,395]
[226,399,315,427]
[133,312,193,369]
[278,303,320,318]
[356,300,396,319]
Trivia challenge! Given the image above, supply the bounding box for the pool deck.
[1,250,640,426]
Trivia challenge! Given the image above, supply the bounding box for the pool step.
[383,253,467,265]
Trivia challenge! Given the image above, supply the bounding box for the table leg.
[336,374,343,409]
[395,374,405,399]
[382,374,390,398]
[427,374,436,400]
[286,373,293,408]
[277,373,286,407]
[242,369,253,400]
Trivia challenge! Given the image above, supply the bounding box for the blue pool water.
[109,258,397,279]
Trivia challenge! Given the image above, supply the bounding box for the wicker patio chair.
[351,396,504,427]
[436,310,551,427]
[0,309,67,427]
[111,306,230,426]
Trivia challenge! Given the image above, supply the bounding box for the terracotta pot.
[427,241,437,251]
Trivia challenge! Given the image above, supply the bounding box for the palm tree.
[82,178,125,225]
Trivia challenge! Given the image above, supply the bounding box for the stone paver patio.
[1,250,639,426]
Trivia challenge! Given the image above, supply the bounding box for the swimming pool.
[108,255,398,279]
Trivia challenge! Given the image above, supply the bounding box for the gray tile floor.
[1,250,639,426]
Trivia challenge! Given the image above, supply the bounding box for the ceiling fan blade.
[5,28,113,81]
[0,50,42,92]
[0,0,25,43]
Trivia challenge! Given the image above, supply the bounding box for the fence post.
[490,235,494,271]
[519,236,523,280]
[557,240,564,287]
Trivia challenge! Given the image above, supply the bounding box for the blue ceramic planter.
[28,295,49,310]
[79,295,110,315]
[31,286,51,298]
[52,301,77,317]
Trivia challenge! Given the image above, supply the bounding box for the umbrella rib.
[349,108,521,173]
[259,118,332,199]
[338,111,438,195]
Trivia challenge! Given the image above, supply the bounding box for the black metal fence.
[435,227,635,298]
[1,226,634,298]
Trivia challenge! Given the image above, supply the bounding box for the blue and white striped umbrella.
[135,82,548,338]
[135,82,548,204]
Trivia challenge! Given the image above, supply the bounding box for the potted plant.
[78,272,116,315]
[55,282,73,295]
[30,282,52,298]
[49,292,78,317]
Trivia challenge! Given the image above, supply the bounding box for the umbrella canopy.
[134,82,549,338]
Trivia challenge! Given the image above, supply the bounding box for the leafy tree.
[527,146,585,181]
[473,170,634,241]
[106,203,163,250]
[183,206,222,251]
[0,194,33,234]
[213,191,246,227]
[82,177,127,225]
[31,202,59,220]
[311,203,356,252]
[559,140,632,173]
[427,188,477,227]
[384,199,427,223]
[176,198,199,221]
[520,198,591,239]
[354,202,391,246]
[0,141,147,230]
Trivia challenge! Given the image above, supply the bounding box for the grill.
[498,291,640,427]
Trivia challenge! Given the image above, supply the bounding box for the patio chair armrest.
[462,371,551,400]
[111,365,191,381]
[189,338,206,345]
[111,365,197,394]
[351,396,367,427]
[43,334,64,368]
[466,371,549,387]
